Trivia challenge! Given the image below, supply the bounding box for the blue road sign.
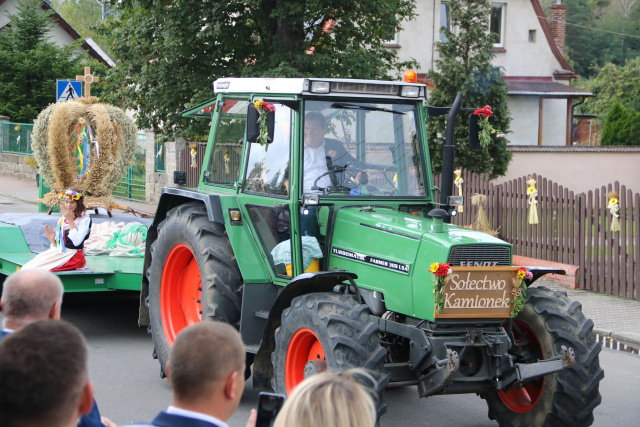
[57,80,82,103]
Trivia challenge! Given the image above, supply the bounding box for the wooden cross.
[76,67,99,97]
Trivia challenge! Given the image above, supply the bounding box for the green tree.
[600,100,640,145]
[558,0,640,78]
[575,56,640,115]
[99,0,418,138]
[50,0,113,58]
[426,0,511,179]
[0,0,84,122]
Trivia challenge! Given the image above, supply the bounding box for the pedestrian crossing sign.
[56,80,82,103]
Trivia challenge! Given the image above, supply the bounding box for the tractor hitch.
[497,345,575,392]
[417,349,460,398]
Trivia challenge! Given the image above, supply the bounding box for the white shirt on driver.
[303,142,331,194]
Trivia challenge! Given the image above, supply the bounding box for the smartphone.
[255,392,285,427]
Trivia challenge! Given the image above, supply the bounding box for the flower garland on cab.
[429,263,532,317]
[253,100,276,151]
[472,105,504,151]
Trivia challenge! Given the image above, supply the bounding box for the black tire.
[147,202,243,377]
[272,293,388,416]
[482,286,603,427]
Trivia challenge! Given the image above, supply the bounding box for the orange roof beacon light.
[403,69,417,83]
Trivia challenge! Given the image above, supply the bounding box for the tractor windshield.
[303,100,425,197]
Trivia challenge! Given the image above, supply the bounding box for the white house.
[391,0,592,146]
[0,0,114,67]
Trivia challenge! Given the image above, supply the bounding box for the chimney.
[549,2,567,55]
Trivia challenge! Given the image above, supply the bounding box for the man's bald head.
[168,321,245,402]
[1,269,64,329]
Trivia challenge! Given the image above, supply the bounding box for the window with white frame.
[439,2,452,42]
[385,30,398,45]
[490,4,505,47]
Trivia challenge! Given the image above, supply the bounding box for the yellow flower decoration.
[15,125,20,131]
[517,270,526,279]
[608,197,618,207]
[429,262,439,273]
[59,190,84,201]
[527,185,536,195]
[254,100,264,109]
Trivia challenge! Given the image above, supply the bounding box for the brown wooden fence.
[434,170,638,300]
[178,142,207,187]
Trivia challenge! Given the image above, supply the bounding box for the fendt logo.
[458,261,499,267]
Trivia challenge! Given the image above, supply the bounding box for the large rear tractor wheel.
[148,202,243,377]
[272,293,388,416]
[482,286,603,426]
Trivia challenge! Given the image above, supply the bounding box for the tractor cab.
[183,78,432,281]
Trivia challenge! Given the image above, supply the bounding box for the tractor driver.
[302,112,366,194]
[300,113,367,238]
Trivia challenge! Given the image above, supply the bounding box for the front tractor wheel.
[272,293,388,415]
[482,286,603,427]
[148,202,243,377]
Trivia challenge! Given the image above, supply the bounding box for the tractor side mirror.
[246,104,275,146]
[468,114,481,152]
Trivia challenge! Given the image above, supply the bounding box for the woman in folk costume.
[22,188,92,271]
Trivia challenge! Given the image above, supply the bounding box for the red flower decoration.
[473,105,493,118]
[261,101,276,112]
[435,263,450,276]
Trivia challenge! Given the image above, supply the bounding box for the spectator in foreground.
[125,321,257,427]
[274,369,377,427]
[0,268,64,336]
[0,320,95,427]
[0,269,115,427]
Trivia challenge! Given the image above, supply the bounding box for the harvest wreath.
[31,96,137,210]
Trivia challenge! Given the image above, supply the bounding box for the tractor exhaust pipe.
[440,92,462,216]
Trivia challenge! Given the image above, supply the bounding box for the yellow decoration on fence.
[190,144,197,168]
[224,152,230,174]
[607,191,621,233]
[527,177,539,225]
[454,169,463,213]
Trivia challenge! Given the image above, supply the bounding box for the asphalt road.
[43,292,640,427]
[2,195,640,426]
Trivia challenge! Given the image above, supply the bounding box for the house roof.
[507,80,592,98]
[530,0,575,79]
[0,0,113,67]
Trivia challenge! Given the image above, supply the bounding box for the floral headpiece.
[59,190,84,201]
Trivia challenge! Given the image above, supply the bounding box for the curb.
[0,190,38,205]
[594,329,640,354]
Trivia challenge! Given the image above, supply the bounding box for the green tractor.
[140,77,602,426]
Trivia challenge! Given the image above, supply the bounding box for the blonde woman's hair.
[274,369,377,427]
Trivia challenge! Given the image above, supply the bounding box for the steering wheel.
[312,166,351,194]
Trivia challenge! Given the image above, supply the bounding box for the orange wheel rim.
[285,328,325,394]
[160,244,202,346]
[499,321,545,413]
